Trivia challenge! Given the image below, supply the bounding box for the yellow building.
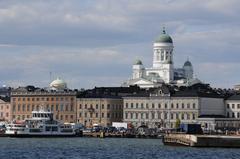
[77,98,123,127]
[11,78,77,123]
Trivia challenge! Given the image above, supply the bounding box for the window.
[165,103,167,109]
[152,103,155,109]
[136,113,138,119]
[79,104,82,109]
[60,104,64,111]
[182,103,184,109]
[96,104,98,109]
[18,104,20,111]
[227,104,230,109]
[164,113,167,119]
[171,113,173,119]
[176,103,179,109]
[187,103,190,109]
[176,113,179,119]
[171,103,174,109]
[130,113,133,119]
[141,103,144,109]
[125,113,128,119]
[136,103,138,109]
[152,112,155,119]
[141,113,144,119]
[79,113,82,118]
[65,104,69,111]
[96,113,98,118]
[181,114,184,120]
[107,104,110,109]
[107,113,110,118]
[85,104,87,109]
[193,114,195,120]
[158,103,161,109]
[32,105,35,111]
[102,104,104,109]
[238,104,240,109]
[70,104,74,111]
[193,103,196,109]
[146,103,149,109]
[85,113,87,117]
[56,104,58,111]
[146,113,149,119]
[102,113,104,118]
[232,104,235,109]
[125,103,128,108]
[131,103,133,108]
[22,104,26,111]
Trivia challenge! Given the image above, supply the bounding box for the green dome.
[184,60,192,67]
[134,59,142,65]
[155,29,173,43]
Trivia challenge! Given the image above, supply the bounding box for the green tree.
[175,118,181,129]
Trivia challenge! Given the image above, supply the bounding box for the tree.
[175,118,181,129]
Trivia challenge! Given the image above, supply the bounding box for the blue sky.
[0,0,240,89]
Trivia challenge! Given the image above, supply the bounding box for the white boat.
[5,108,82,137]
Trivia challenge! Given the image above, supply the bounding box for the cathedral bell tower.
[152,27,174,83]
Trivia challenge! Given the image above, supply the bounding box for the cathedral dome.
[155,28,173,43]
[184,60,192,67]
[134,59,143,65]
[50,78,67,90]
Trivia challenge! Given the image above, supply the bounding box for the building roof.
[134,59,143,65]
[155,28,173,43]
[183,60,192,67]
[226,94,240,100]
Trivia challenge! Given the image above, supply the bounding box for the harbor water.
[0,137,239,159]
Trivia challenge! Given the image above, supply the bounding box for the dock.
[163,133,240,147]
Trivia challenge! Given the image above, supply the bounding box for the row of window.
[227,112,240,118]
[12,97,75,102]
[227,103,240,109]
[12,114,74,121]
[0,105,9,110]
[12,104,74,112]
[0,112,9,118]
[79,104,123,110]
[79,112,122,119]
[125,112,196,120]
[125,102,196,109]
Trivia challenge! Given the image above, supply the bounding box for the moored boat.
[5,108,82,137]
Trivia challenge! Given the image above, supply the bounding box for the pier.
[163,134,240,147]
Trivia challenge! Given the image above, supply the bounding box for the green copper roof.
[134,59,143,65]
[155,28,173,43]
[184,60,192,67]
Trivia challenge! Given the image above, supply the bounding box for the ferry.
[5,108,82,137]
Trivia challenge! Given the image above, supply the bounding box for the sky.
[0,0,240,89]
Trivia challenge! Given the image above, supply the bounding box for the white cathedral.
[122,28,202,88]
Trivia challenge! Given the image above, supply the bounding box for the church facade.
[122,28,201,88]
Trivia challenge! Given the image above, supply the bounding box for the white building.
[123,86,225,128]
[122,28,201,88]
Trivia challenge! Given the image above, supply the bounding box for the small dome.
[184,60,192,67]
[134,59,143,65]
[155,28,173,43]
[50,78,67,90]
